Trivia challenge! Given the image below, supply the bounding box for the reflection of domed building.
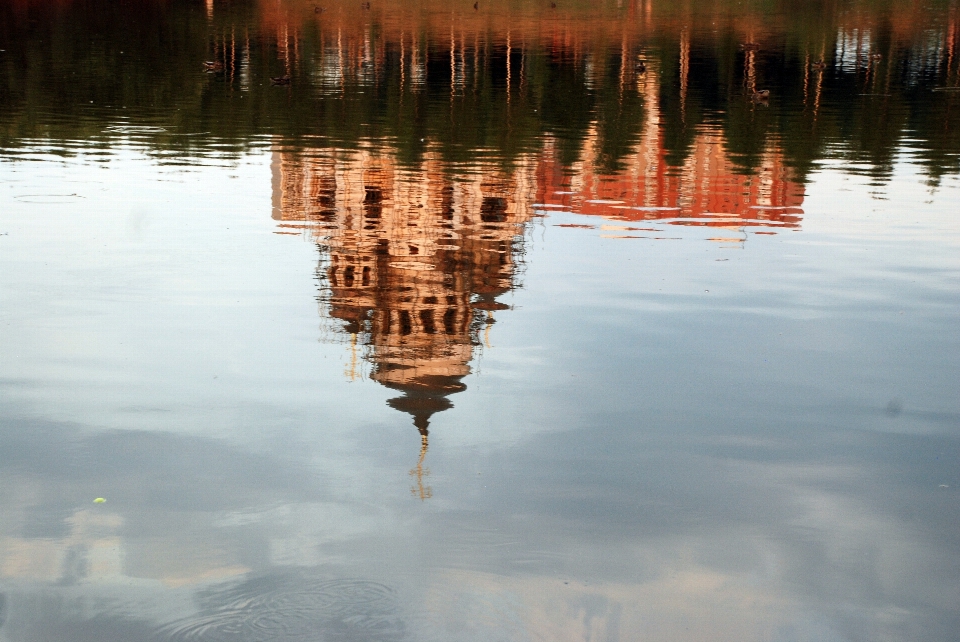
[272,148,537,495]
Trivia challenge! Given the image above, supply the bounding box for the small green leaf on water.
[93,497,106,503]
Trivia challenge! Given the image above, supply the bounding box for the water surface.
[1,0,959,640]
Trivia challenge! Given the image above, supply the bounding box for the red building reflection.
[533,67,804,233]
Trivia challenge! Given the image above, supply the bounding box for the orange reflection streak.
[409,430,432,501]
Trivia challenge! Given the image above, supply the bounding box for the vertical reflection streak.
[451,24,455,103]
[507,30,512,104]
[474,31,480,93]
[294,26,301,75]
[620,32,627,98]
[409,429,431,500]
[680,29,689,120]
[803,53,809,109]
[338,27,344,93]
[813,61,823,123]
[948,15,957,85]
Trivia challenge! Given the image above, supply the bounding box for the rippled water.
[1,0,959,640]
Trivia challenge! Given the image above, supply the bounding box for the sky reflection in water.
[1,0,959,640]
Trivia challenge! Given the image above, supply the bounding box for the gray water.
[1,1,959,640]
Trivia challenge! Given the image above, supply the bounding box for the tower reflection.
[272,148,537,494]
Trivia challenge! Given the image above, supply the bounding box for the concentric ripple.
[155,573,403,642]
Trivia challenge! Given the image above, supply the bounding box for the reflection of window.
[480,197,507,222]
[399,310,413,335]
[420,309,436,334]
[441,186,455,220]
[364,187,382,220]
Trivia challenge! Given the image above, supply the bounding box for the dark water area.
[1,1,959,640]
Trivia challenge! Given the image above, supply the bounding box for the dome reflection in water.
[273,147,536,499]
[0,0,959,641]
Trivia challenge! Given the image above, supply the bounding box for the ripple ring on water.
[104,125,168,133]
[155,576,398,642]
[154,612,247,642]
